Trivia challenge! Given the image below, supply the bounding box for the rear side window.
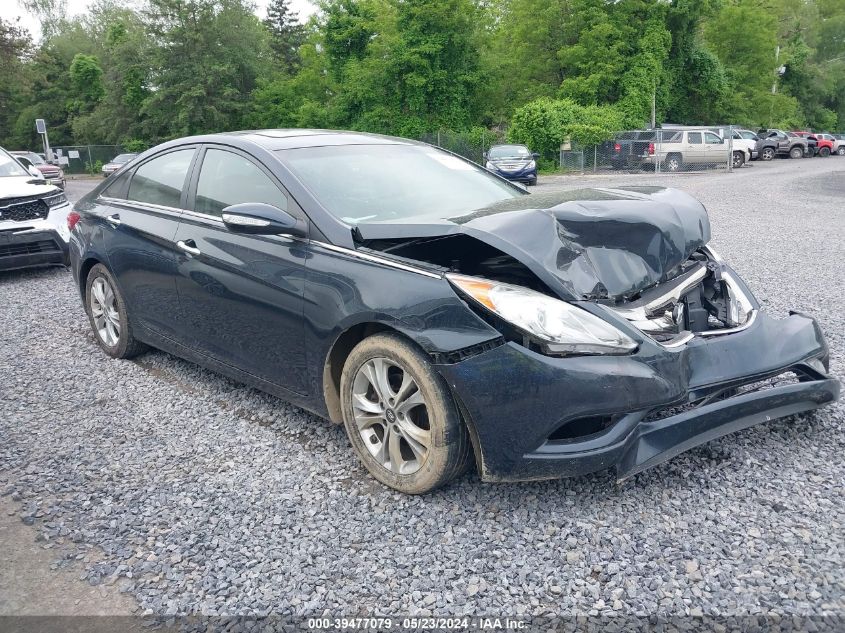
[127,149,194,208]
[194,149,287,217]
[688,132,702,144]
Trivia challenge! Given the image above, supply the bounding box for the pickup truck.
[620,129,738,171]
[757,130,808,160]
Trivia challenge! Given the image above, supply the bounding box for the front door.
[704,132,727,165]
[172,146,309,395]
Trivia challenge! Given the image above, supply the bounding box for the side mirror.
[482,151,488,160]
[221,203,306,237]
[532,152,540,159]
[27,166,44,180]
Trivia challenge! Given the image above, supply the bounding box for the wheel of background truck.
[789,146,803,159]
[732,151,745,168]
[340,333,472,494]
[665,154,682,172]
[85,264,147,359]
[761,147,775,161]
[819,147,830,157]
[837,146,845,156]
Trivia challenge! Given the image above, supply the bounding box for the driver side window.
[195,149,288,217]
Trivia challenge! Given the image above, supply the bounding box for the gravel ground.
[1,159,843,625]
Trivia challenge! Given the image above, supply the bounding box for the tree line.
[1,0,843,156]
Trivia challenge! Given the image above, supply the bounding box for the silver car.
[101,153,138,177]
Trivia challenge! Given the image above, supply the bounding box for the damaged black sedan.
[69,130,839,494]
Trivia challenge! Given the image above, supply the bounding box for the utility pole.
[650,81,656,129]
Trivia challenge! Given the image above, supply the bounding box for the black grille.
[0,197,49,222]
[0,239,60,258]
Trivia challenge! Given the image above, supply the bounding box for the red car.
[791,131,834,157]
[10,150,66,187]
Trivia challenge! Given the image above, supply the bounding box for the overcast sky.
[5,0,318,40]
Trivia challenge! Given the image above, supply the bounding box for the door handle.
[177,240,201,256]
[106,214,121,227]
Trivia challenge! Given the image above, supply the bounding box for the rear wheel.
[664,154,682,172]
[732,151,745,169]
[761,147,775,161]
[819,147,830,157]
[85,264,146,359]
[789,146,804,159]
[837,146,845,156]
[340,333,471,494]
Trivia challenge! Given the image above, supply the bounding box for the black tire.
[837,146,845,156]
[789,146,804,159]
[819,147,830,157]
[732,151,745,169]
[664,154,682,172]
[528,178,537,186]
[340,333,472,494]
[85,264,147,359]
[761,147,775,161]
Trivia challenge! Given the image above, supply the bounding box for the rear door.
[172,145,310,395]
[685,132,705,164]
[98,146,197,342]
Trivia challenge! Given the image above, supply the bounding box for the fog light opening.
[547,415,615,442]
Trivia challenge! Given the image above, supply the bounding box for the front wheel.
[732,151,745,169]
[761,147,775,161]
[789,146,804,159]
[340,333,472,494]
[819,147,830,157]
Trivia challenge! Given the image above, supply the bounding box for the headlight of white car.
[447,274,638,356]
[527,160,536,169]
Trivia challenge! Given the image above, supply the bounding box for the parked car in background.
[484,144,538,185]
[10,150,66,188]
[808,134,834,157]
[68,130,839,493]
[0,147,72,270]
[756,130,807,160]
[728,129,757,165]
[633,129,735,171]
[825,133,845,155]
[101,153,139,177]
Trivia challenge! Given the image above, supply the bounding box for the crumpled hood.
[357,186,711,301]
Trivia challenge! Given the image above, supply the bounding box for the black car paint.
[69,130,839,483]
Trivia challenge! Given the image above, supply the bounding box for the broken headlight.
[447,274,638,356]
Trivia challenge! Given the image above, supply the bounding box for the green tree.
[142,0,271,141]
[263,0,305,70]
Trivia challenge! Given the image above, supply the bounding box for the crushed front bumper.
[0,206,72,271]
[436,311,838,483]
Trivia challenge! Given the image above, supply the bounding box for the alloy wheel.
[762,148,774,160]
[666,158,680,172]
[351,357,431,475]
[90,276,121,347]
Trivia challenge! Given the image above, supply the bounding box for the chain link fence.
[51,144,126,175]
[565,126,743,174]
[419,129,506,165]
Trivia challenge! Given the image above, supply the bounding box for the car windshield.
[488,145,531,160]
[112,154,136,164]
[0,150,31,177]
[278,144,522,224]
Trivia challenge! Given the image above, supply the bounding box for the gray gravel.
[1,159,843,622]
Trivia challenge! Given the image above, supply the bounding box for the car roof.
[160,129,423,151]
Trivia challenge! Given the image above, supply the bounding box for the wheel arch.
[78,256,104,298]
[321,321,484,475]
